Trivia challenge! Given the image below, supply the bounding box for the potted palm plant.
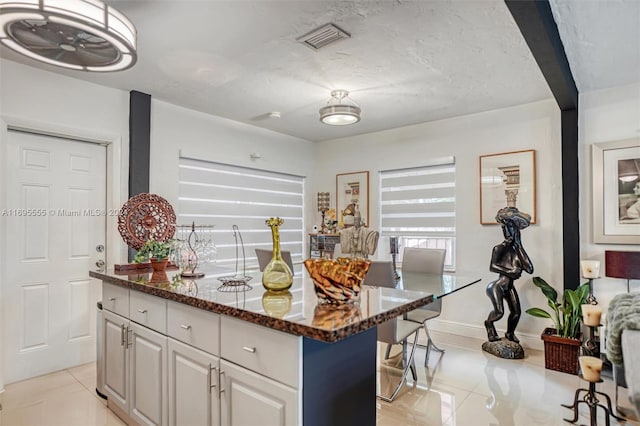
[133,239,172,271]
[526,277,590,374]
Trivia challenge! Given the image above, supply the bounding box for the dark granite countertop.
[90,265,480,343]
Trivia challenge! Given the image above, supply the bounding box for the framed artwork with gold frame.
[336,171,369,227]
[479,149,536,225]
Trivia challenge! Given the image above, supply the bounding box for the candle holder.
[581,323,600,359]
[562,373,625,425]
[389,236,400,281]
[581,304,603,358]
[580,260,601,305]
[563,313,625,425]
[179,222,211,279]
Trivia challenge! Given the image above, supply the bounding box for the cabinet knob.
[242,346,256,353]
[137,309,147,314]
[180,324,191,330]
[108,297,116,302]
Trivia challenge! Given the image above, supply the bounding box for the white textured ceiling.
[1,1,555,142]
[549,0,640,92]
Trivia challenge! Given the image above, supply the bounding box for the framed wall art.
[479,149,536,224]
[336,171,369,227]
[592,138,640,244]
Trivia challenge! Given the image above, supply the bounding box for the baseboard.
[424,318,544,351]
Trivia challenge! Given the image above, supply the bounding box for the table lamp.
[317,192,330,234]
[605,250,640,293]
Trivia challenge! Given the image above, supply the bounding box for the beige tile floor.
[0,330,637,426]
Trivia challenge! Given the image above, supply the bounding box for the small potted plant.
[133,239,171,271]
[526,276,590,374]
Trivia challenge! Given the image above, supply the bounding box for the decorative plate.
[117,193,176,250]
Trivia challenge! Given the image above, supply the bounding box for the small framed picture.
[479,150,536,224]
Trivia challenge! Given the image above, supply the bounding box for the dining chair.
[255,248,295,275]
[402,247,446,366]
[369,260,422,402]
[332,243,344,259]
[364,260,398,360]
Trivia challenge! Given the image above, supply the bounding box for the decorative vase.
[262,290,293,318]
[262,217,293,291]
[150,257,169,272]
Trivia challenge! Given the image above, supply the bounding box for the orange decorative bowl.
[303,258,371,304]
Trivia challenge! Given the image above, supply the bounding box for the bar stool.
[562,356,625,425]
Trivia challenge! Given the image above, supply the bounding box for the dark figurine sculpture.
[484,207,534,343]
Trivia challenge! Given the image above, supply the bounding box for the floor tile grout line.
[65,367,106,405]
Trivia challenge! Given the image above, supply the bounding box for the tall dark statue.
[484,207,534,344]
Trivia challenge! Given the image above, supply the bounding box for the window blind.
[178,157,304,272]
[379,159,456,268]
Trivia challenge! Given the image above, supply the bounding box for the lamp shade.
[317,192,330,212]
[605,250,640,279]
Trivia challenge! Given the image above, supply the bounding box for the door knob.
[96,244,105,253]
[96,260,105,271]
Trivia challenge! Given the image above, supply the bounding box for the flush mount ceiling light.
[319,89,361,126]
[0,0,137,72]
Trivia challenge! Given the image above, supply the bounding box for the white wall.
[312,99,563,349]
[149,99,316,229]
[0,59,130,393]
[579,83,640,308]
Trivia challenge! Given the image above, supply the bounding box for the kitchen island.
[90,266,479,426]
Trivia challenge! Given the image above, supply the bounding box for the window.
[178,157,304,272]
[379,158,456,270]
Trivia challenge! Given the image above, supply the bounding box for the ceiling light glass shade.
[0,0,137,72]
[319,89,361,126]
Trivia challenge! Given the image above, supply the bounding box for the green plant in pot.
[133,239,171,271]
[526,276,590,374]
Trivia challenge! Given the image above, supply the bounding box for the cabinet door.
[103,310,129,415]
[129,322,167,426]
[168,338,220,426]
[220,360,298,426]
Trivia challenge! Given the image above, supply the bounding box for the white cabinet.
[101,283,301,426]
[168,338,220,426]
[102,309,167,426]
[103,310,129,416]
[220,360,298,426]
[130,322,167,426]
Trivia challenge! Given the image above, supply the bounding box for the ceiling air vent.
[297,23,350,50]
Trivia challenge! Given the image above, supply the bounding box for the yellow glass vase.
[262,217,294,291]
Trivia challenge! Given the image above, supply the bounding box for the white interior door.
[3,129,106,384]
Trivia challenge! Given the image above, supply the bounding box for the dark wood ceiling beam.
[505,0,580,290]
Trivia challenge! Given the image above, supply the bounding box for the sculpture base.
[482,338,525,359]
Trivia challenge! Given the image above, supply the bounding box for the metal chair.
[402,247,446,366]
[255,248,295,275]
[368,260,422,402]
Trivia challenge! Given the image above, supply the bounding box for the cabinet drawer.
[220,316,300,388]
[102,283,129,317]
[130,291,167,334]
[167,301,220,356]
